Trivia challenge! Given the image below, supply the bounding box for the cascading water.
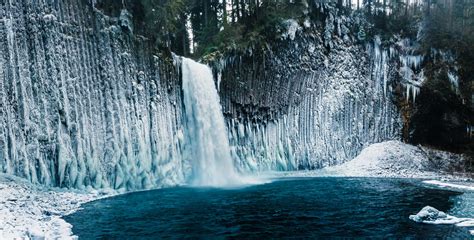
[181,58,242,187]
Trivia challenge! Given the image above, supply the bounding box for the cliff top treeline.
[97,0,308,57]
[94,0,473,58]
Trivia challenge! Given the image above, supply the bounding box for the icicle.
[447,71,460,92]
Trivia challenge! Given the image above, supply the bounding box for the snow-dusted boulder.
[409,206,448,222]
[320,140,468,178]
[410,206,474,229]
[321,141,434,178]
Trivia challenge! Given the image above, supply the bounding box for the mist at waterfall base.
[65,178,472,238]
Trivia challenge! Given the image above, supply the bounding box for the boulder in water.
[409,206,447,222]
[410,205,474,235]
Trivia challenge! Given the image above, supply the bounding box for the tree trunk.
[204,0,209,28]
[235,0,240,20]
[427,0,431,16]
[405,0,409,16]
[240,0,245,18]
[255,0,259,19]
[231,0,235,22]
[223,0,228,25]
[368,0,372,15]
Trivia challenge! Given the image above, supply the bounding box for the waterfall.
[181,58,242,187]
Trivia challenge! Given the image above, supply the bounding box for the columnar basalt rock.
[216,11,403,171]
[0,0,184,190]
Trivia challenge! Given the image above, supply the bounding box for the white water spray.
[181,57,242,187]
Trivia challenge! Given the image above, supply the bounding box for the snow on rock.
[281,19,301,41]
[410,206,474,235]
[320,140,438,178]
[306,140,470,179]
[0,174,111,239]
[119,9,133,33]
[409,206,449,223]
[281,140,470,180]
[303,18,311,28]
[42,13,57,23]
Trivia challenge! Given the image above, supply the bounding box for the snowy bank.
[423,180,474,191]
[0,174,112,239]
[311,140,471,179]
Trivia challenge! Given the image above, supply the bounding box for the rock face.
[0,2,403,190]
[217,10,402,171]
[0,0,184,189]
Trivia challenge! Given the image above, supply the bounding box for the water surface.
[66,177,471,238]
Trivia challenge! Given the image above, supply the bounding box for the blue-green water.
[65,178,472,239]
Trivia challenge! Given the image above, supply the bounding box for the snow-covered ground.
[290,140,472,180]
[321,140,439,177]
[0,174,113,239]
